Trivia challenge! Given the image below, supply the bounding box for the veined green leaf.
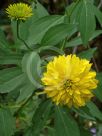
[0,73,25,93]
[55,107,80,136]
[27,15,64,46]
[0,54,22,65]
[41,23,77,46]
[78,0,96,45]
[0,67,22,83]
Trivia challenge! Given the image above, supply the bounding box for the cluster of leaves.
[0,0,102,136]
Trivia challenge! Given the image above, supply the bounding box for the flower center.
[63,79,73,90]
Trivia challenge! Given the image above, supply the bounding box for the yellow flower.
[42,55,98,108]
[6,3,33,20]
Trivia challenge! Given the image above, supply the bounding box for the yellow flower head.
[6,3,33,20]
[42,55,98,108]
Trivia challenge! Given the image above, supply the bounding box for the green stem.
[17,20,32,50]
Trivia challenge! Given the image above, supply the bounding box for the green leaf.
[34,1,49,17]
[66,37,82,47]
[0,54,22,65]
[94,73,102,102]
[38,46,64,55]
[78,0,96,45]
[41,23,77,46]
[0,108,15,136]
[66,30,102,48]
[97,125,102,136]
[91,30,102,40]
[93,5,102,26]
[24,128,33,136]
[78,48,97,60]
[87,101,102,121]
[0,73,25,93]
[55,107,80,136]
[0,67,22,83]
[0,29,9,49]
[70,1,83,24]
[27,15,64,46]
[47,127,56,136]
[17,79,35,103]
[32,100,52,136]
[80,127,91,136]
[22,52,42,88]
[72,107,95,120]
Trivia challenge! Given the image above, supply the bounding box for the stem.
[17,20,32,50]
[98,0,102,9]
[72,46,78,54]
[92,57,99,72]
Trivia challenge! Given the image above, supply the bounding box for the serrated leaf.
[55,107,80,136]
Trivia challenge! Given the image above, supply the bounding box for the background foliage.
[0,0,102,136]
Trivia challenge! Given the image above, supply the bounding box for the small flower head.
[42,55,98,108]
[6,3,33,20]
